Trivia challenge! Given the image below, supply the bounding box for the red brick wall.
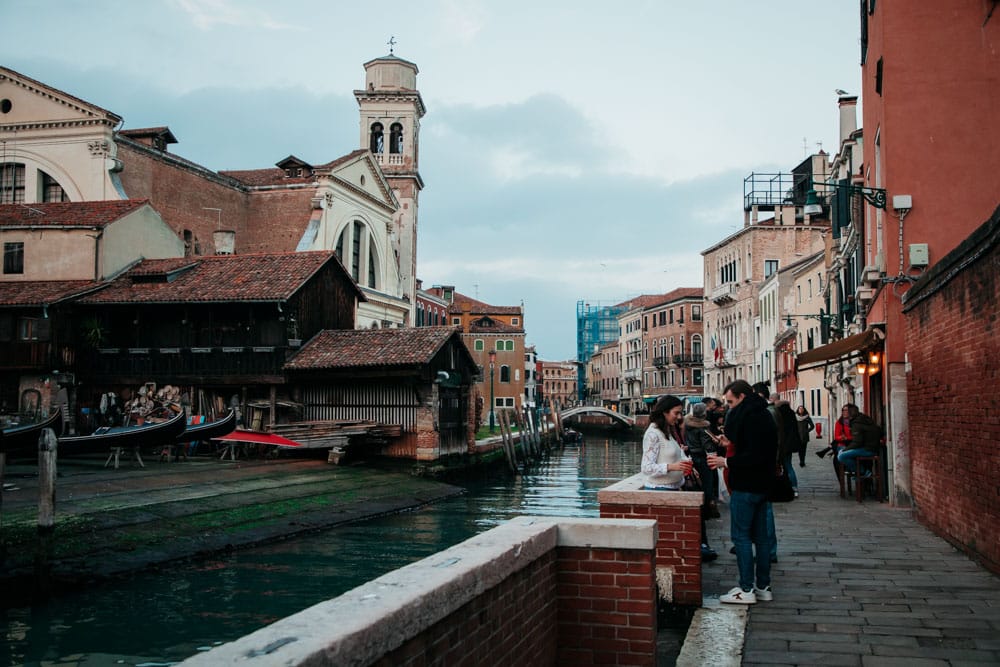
[372,546,657,667]
[556,546,656,666]
[903,216,1000,575]
[374,552,559,667]
[600,501,702,605]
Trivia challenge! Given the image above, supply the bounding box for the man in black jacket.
[708,379,778,604]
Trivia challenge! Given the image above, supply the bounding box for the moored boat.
[1,409,63,457]
[176,409,237,443]
[58,410,187,455]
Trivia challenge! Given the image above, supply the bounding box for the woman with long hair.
[641,395,717,561]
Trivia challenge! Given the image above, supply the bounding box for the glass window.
[764,260,779,278]
[3,242,24,274]
[500,365,510,382]
[0,163,25,203]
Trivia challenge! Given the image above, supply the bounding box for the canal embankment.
[0,455,464,605]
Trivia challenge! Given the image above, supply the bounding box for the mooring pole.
[36,427,58,599]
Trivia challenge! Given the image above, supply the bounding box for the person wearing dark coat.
[795,406,814,467]
[837,404,882,474]
[774,401,802,495]
[707,380,778,605]
[685,402,719,516]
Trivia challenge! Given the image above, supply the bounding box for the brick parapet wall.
[901,207,1000,575]
[598,474,703,605]
[180,517,658,667]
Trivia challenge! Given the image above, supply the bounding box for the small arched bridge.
[560,406,635,427]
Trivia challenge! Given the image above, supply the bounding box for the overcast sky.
[1,1,861,360]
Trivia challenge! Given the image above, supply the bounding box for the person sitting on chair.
[836,404,881,476]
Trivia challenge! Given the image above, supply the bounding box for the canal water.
[2,433,645,666]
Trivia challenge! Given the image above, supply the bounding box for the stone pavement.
[681,444,1000,666]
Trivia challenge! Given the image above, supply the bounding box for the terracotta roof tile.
[467,317,524,333]
[78,251,358,304]
[0,280,104,306]
[448,291,522,315]
[285,327,461,370]
[219,167,314,187]
[0,200,150,228]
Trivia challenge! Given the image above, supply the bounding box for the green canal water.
[1,434,644,666]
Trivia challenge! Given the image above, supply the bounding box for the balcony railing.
[710,283,738,304]
[673,354,704,366]
[81,346,291,382]
[623,368,641,381]
[0,341,55,370]
[653,355,668,368]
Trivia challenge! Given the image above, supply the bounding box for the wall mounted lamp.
[810,180,887,210]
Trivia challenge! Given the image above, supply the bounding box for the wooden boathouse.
[284,327,479,460]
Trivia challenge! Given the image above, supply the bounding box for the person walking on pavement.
[795,405,814,467]
[708,380,778,604]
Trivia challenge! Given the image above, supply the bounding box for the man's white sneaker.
[754,586,773,601]
[720,586,756,604]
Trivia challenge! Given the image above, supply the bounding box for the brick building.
[0,54,422,329]
[642,287,704,405]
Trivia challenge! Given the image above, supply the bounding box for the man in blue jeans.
[708,379,778,604]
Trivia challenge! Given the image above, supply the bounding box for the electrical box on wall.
[909,243,929,267]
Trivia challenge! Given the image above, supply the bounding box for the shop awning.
[213,429,303,448]
[796,327,884,371]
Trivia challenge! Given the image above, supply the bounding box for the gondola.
[57,410,187,455]
[1,408,63,457]
[175,409,237,443]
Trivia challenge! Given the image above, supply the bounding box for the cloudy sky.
[1,1,861,360]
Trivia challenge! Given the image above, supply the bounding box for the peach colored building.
[702,161,829,398]
[540,360,577,409]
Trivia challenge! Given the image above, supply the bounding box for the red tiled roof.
[467,317,524,334]
[448,291,522,315]
[119,127,177,143]
[78,251,358,304]
[219,167,314,187]
[646,287,704,308]
[0,200,150,228]
[285,327,461,370]
[221,150,372,187]
[0,280,104,306]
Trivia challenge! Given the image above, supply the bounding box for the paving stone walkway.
[696,444,1000,666]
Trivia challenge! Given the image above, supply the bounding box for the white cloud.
[172,0,301,31]
[440,0,486,45]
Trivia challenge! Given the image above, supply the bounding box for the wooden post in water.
[36,427,58,598]
[500,410,519,470]
[0,448,6,564]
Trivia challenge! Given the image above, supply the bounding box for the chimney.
[213,230,235,255]
[838,96,858,147]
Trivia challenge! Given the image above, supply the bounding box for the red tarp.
[213,429,303,448]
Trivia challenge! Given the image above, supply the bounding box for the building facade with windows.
[539,360,578,409]
[426,286,525,423]
[575,300,628,402]
[641,287,704,404]
[701,157,830,398]
[0,54,421,330]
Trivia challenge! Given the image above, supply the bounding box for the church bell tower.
[354,50,426,322]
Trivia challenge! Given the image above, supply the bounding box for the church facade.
[0,53,424,329]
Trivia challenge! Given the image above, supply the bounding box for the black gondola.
[175,409,237,443]
[58,410,187,455]
[1,409,63,457]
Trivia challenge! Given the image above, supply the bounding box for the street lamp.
[808,180,888,210]
[488,349,496,433]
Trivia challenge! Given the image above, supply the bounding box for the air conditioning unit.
[856,287,875,303]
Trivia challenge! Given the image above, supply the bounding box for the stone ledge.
[598,473,704,507]
[179,516,657,666]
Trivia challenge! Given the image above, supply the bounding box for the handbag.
[767,462,796,503]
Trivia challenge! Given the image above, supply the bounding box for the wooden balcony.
[80,346,292,384]
[0,341,55,370]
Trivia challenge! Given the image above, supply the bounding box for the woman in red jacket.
[816,405,852,496]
